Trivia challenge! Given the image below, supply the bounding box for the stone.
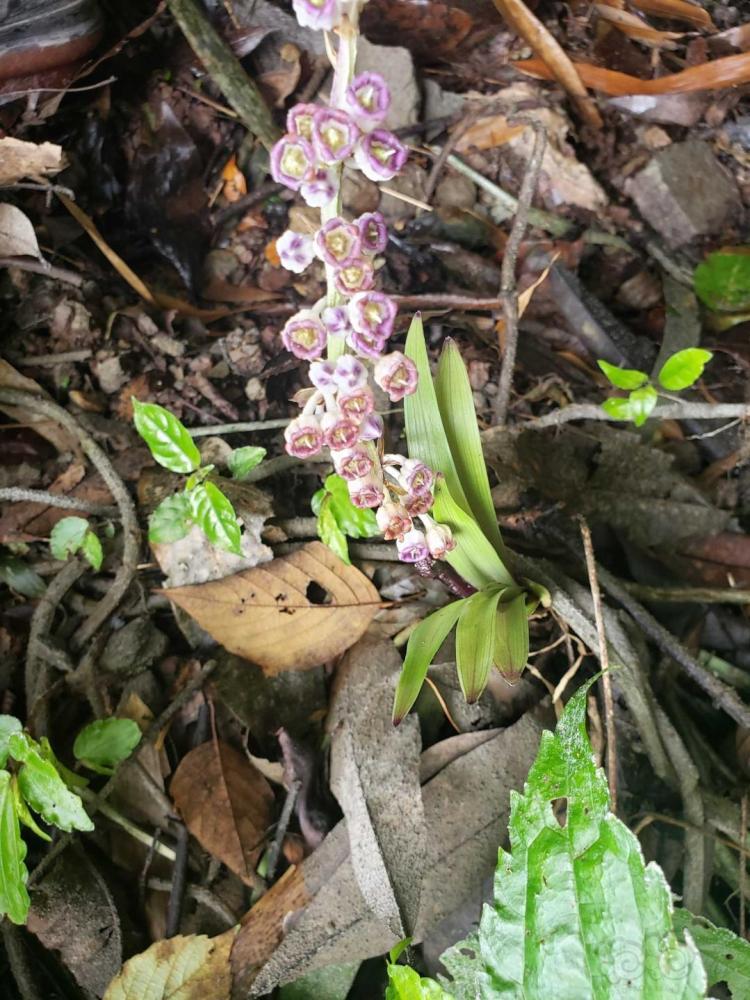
[422,80,465,140]
[434,173,476,211]
[625,140,741,247]
[379,161,428,221]
[354,37,419,132]
[608,93,708,128]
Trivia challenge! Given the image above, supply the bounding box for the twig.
[188,417,290,436]
[423,105,486,205]
[424,676,461,732]
[8,349,92,365]
[266,779,301,882]
[621,582,750,606]
[167,0,280,149]
[528,401,750,429]
[742,792,748,938]
[147,878,240,926]
[579,518,617,813]
[0,257,83,286]
[633,811,750,859]
[495,120,546,425]
[0,487,117,516]
[392,293,507,312]
[166,825,190,937]
[0,389,141,649]
[213,181,285,228]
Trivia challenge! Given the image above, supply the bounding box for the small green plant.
[133,400,266,555]
[0,550,46,599]
[312,473,379,564]
[386,680,750,998]
[598,347,713,427]
[50,516,103,570]
[0,715,140,924]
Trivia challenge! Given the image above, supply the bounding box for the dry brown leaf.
[0,359,81,459]
[517,49,750,95]
[595,4,683,48]
[492,0,602,127]
[0,203,42,259]
[164,542,381,674]
[630,0,715,30]
[0,138,65,185]
[171,738,274,885]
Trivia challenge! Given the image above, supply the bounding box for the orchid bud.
[356,211,388,254]
[315,218,362,268]
[376,500,412,540]
[338,385,375,422]
[333,444,374,481]
[348,290,397,339]
[354,129,408,182]
[309,359,337,390]
[276,230,315,274]
[396,528,430,563]
[300,167,337,208]
[347,327,387,359]
[284,414,324,458]
[359,412,384,441]
[373,351,418,401]
[281,310,327,360]
[292,0,340,31]
[321,410,361,451]
[344,72,390,129]
[348,471,385,509]
[421,516,456,559]
[286,102,318,140]
[312,108,359,164]
[270,134,315,191]
[333,354,367,390]
[402,458,435,495]
[334,259,375,296]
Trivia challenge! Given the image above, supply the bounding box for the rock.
[354,37,419,132]
[422,80,465,140]
[341,166,380,215]
[101,618,169,677]
[93,356,126,394]
[609,93,708,128]
[379,161,428,221]
[434,173,476,211]
[625,140,741,247]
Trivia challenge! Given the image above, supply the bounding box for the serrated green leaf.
[393,600,466,723]
[694,249,750,312]
[322,474,379,538]
[435,340,509,561]
[17,746,94,833]
[49,516,89,562]
[456,587,504,703]
[0,555,45,598]
[597,360,648,391]
[657,348,713,391]
[432,480,513,590]
[7,731,34,763]
[0,716,22,769]
[602,385,658,427]
[0,770,29,924]
[493,592,529,678]
[317,493,351,564]
[73,718,141,775]
[228,445,266,479]
[148,493,192,544]
[673,909,750,997]
[386,964,455,1000]
[80,529,103,571]
[11,776,50,841]
[188,482,242,556]
[38,737,88,790]
[132,399,201,473]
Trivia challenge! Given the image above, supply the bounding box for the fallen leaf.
[0,138,64,185]
[221,155,248,202]
[170,737,274,884]
[0,360,81,459]
[103,929,236,1000]
[164,542,381,674]
[328,636,426,937]
[0,204,42,260]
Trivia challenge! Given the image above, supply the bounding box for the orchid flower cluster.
[271,2,455,565]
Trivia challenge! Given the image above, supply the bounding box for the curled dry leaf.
[170,738,274,885]
[0,203,42,260]
[0,137,64,185]
[164,542,381,674]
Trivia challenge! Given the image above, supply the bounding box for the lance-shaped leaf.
[433,480,513,590]
[0,769,30,924]
[393,600,467,724]
[435,339,509,562]
[13,742,94,833]
[132,399,201,473]
[0,716,22,768]
[456,587,504,703]
[189,481,242,556]
[597,360,648,391]
[493,591,529,679]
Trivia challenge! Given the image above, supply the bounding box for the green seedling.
[50,516,103,570]
[598,347,713,427]
[312,473,379,564]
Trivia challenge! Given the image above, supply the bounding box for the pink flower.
[333,354,367,390]
[333,445,374,481]
[270,134,315,191]
[315,218,362,268]
[344,72,390,128]
[403,491,433,517]
[347,327,387,359]
[359,413,384,441]
[338,386,374,422]
[300,167,337,208]
[373,351,418,401]
[376,500,412,540]
[321,411,360,451]
[356,211,388,254]
[348,291,397,339]
[284,414,324,458]
[276,230,315,274]
[422,517,455,559]
[334,259,375,296]
[309,359,337,390]
[281,310,327,360]
[286,103,318,140]
[402,458,435,495]
[320,306,351,338]
[354,129,408,182]
[348,471,385,509]
[291,0,340,31]
[397,528,430,563]
[312,108,359,163]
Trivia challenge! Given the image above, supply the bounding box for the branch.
[527,401,750,429]
[0,487,117,516]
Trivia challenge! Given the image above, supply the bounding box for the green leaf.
[493,591,529,678]
[16,746,94,833]
[602,385,658,427]
[80,529,103,571]
[49,517,89,561]
[694,249,750,312]
[148,493,192,544]
[596,360,648,390]
[0,716,22,769]
[393,600,466,723]
[386,964,454,1000]
[132,399,201,473]
[390,939,412,964]
[657,348,713,391]
[228,445,266,479]
[317,493,350,564]
[37,737,88,790]
[73,719,141,775]
[455,587,504,703]
[321,474,379,539]
[0,770,29,925]
[11,776,51,841]
[673,909,750,997]
[188,482,242,556]
[0,555,45,598]
[432,480,513,590]
[435,339,508,561]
